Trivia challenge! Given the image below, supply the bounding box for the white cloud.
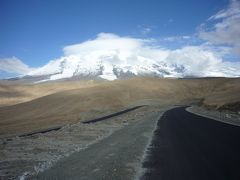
[141,28,152,35]
[61,33,240,77]
[162,35,191,42]
[166,46,237,77]
[64,33,145,58]
[199,0,240,55]
[0,57,32,75]
[63,33,169,65]
[208,0,240,20]
[137,25,153,35]
[2,32,240,79]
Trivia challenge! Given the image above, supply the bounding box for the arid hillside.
[0,80,102,107]
[0,77,239,137]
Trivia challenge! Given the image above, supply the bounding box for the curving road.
[141,107,240,180]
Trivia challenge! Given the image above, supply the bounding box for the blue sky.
[0,0,240,78]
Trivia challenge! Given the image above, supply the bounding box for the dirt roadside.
[0,105,168,180]
[33,106,169,180]
[187,106,240,127]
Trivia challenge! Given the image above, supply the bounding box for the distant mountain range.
[26,55,187,82]
[4,54,239,83]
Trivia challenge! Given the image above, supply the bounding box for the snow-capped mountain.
[27,55,186,82]
[2,33,240,82]
[24,39,240,82]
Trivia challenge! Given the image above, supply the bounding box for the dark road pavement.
[141,107,240,180]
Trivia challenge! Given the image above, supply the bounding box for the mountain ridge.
[26,55,187,82]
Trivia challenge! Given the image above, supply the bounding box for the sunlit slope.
[0,77,239,137]
[0,80,101,107]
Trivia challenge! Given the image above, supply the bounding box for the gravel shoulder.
[187,106,240,127]
[0,105,168,180]
[32,106,168,180]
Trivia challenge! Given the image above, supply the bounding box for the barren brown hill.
[0,77,239,137]
[0,80,102,107]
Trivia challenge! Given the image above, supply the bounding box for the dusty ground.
[0,106,161,180]
[187,106,240,126]
[0,80,102,107]
[0,77,239,138]
[0,77,239,179]
[34,106,167,180]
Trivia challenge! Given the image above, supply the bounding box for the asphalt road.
[141,107,240,180]
[31,109,163,180]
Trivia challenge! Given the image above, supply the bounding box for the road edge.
[186,106,240,127]
[134,106,174,180]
